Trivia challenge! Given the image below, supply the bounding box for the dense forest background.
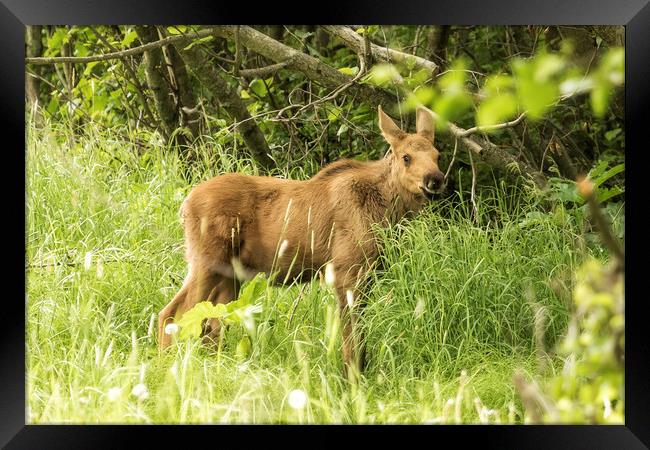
[25,25,625,424]
[25,25,624,191]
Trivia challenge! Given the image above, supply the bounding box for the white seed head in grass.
[164,323,179,335]
[96,260,104,278]
[287,389,308,410]
[107,387,122,402]
[325,263,336,287]
[84,251,93,271]
[346,290,354,308]
[131,383,149,401]
[414,297,425,319]
[278,239,289,258]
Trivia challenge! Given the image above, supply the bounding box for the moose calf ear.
[378,105,406,146]
[416,106,435,143]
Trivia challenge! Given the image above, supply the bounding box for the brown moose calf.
[158,106,445,372]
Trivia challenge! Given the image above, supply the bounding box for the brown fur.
[158,106,445,373]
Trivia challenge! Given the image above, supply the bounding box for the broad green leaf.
[249,79,268,97]
[177,301,228,339]
[476,93,518,128]
[534,53,565,82]
[433,91,472,123]
[597,186,624,203]
[368,64,401,86]
[592,163,624,187]
[121,30,139,47]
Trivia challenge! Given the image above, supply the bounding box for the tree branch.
[239,60,292,78]
[422,107,546,187]
[89,26,158,131]
[459,112,527,137]
[322,25,438,75]
[25,27,217,65]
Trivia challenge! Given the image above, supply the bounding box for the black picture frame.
[4,0,649,448]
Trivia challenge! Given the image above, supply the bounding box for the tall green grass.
[27,117,588,423]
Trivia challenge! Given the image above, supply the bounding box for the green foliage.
[527,258,624,423]
[176,274,267,340]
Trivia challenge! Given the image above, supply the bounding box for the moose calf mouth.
[419,185,441,201]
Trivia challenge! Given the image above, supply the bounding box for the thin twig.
[25,27,217,65]
[459,112,527,137]
[88,26,158,130]
[468,147,479,223]
[444,137,459,181]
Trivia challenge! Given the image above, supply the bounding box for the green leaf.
[83,61,101,76]
[338,66,359,76]
[604,128,622,142]
[590,84,611,117]
[235,273,267,307]
[596,186,624,203]
[476,93,518,128]
[327,105,342,122]
[177,301,228,339]
[483,74,514,96]
[512,56,561,119]
[166,26,187,35]
[591,163,624,187]
[368,64,401,86]
[239,89,250,99]
[235,336,251,360]
[121,30,139,47]
[249,79,268,97]
[534,53,565,82]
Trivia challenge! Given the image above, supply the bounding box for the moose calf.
[158,106,445,372]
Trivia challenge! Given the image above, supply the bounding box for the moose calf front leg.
[334,272,366,377]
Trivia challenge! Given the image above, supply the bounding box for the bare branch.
[25,27,217,65]
[239,60,292,78]
[322,25,438,75]
[459,112,528,137]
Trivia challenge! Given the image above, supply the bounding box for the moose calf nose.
[424,171,445,191]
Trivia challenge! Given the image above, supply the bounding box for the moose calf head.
[378,106,445,201]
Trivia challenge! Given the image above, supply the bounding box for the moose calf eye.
[403,154,411,165]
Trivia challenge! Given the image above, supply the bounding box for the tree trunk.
[25,25,43,108]
[427,25,450,68]
[161,39,201,139]
[174,41,274,169]
[136,25,178,141]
